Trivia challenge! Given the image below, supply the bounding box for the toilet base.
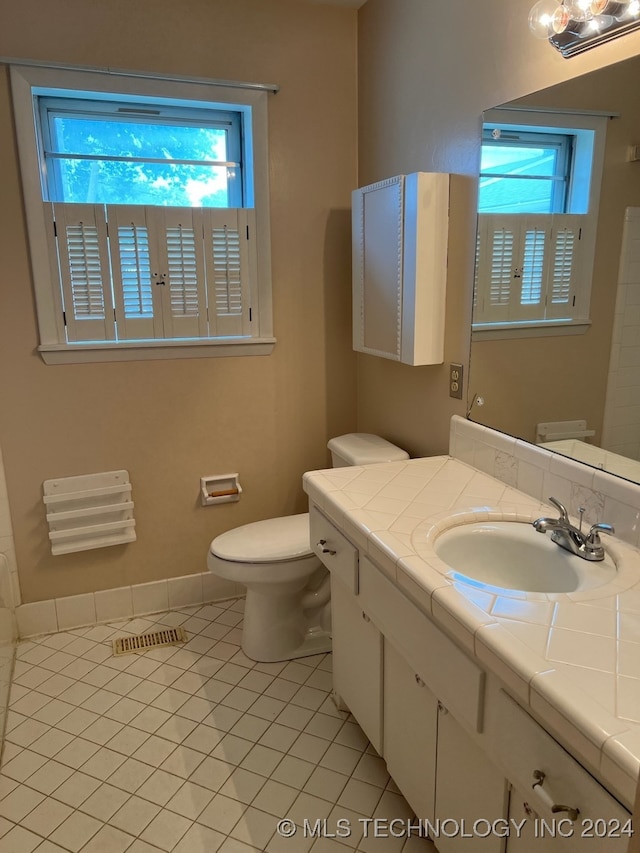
[242,626,331,663]
[241,582,332,663]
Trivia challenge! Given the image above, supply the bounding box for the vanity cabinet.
[435,708,509,853]
[488,692,631,853]
[310,506,631,852]
[330,575,383,754]
[383,638,438,822]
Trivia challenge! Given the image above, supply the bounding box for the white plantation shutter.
[514,219,550,322]
[45,204,257,343]
[520,227,546,307]
[547,217,583,319]
[488,228,515,309]
[474,217,517,323]
[108,206,160,341]
[48,203,115,342]
[204,208,254,337]
[155,208,207,339]
[474,214,584,326]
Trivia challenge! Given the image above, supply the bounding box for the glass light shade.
[529,0,563,36]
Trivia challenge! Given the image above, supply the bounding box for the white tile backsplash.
[450,415,640,547]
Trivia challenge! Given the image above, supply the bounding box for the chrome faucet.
[533,497,614,562]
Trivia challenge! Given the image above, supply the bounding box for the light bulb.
[591,0,636,15]
[588,13,610,28]
[617,0,640,15]
[529,0,563,36]
[552,4,572,30]
[564,0,595,20]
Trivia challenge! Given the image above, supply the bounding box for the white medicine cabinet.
[351,172,450,366]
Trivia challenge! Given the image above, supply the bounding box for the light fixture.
[529,0,640,55]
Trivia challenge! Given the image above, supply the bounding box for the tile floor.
[0,598,436,852]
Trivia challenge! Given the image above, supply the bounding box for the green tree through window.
[40,99,243,207]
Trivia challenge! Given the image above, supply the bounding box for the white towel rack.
[43,470,136,556]
[536,419,596,444]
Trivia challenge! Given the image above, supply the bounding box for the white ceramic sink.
[434,521,617,593]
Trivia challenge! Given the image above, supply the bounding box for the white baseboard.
[16,572,243,639]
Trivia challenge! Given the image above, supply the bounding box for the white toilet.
[207,433,409,662]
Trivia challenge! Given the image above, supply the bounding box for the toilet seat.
[210,512,312,564]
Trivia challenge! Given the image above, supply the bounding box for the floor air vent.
[112,627,188,656]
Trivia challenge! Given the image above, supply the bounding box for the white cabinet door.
[435,707,509,853]
[505,789,571,852]
[384,639,438,823]
[330,575,383,754]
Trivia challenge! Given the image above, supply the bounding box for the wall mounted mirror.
[468,54,640,484]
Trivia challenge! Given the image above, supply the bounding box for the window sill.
[471,320,591,342]
[38,337,277,364]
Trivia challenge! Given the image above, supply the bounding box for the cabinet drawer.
[309,506,358,594]
[493,691,630,851]
[359,555,484,732]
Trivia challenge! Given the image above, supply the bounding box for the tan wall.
[0,0,358,603]
[472,59,640,445]
[356,0,640,458]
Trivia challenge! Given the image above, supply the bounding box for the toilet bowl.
[207,434,409,662]
[208,514,329,662]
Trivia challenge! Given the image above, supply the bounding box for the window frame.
[473,108,608,340]
[10,64,275,364]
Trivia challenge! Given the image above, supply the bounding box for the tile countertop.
[303,455,640,811]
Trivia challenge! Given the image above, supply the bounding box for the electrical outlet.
[449,363,463,399]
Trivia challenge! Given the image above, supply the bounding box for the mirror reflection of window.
[479,129,572,214]
[473,110,607,333]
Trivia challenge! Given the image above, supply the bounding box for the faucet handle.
[587,523,615,544]
[548,496,569,521]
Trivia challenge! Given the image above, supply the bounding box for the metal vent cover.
[112,627,187,656]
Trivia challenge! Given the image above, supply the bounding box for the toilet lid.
[210,513,313,563]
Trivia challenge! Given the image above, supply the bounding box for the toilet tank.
[327,433,409,467]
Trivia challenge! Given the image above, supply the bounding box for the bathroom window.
[38,96,245,207]
[473,110,607,336]
[11,65,274,363]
